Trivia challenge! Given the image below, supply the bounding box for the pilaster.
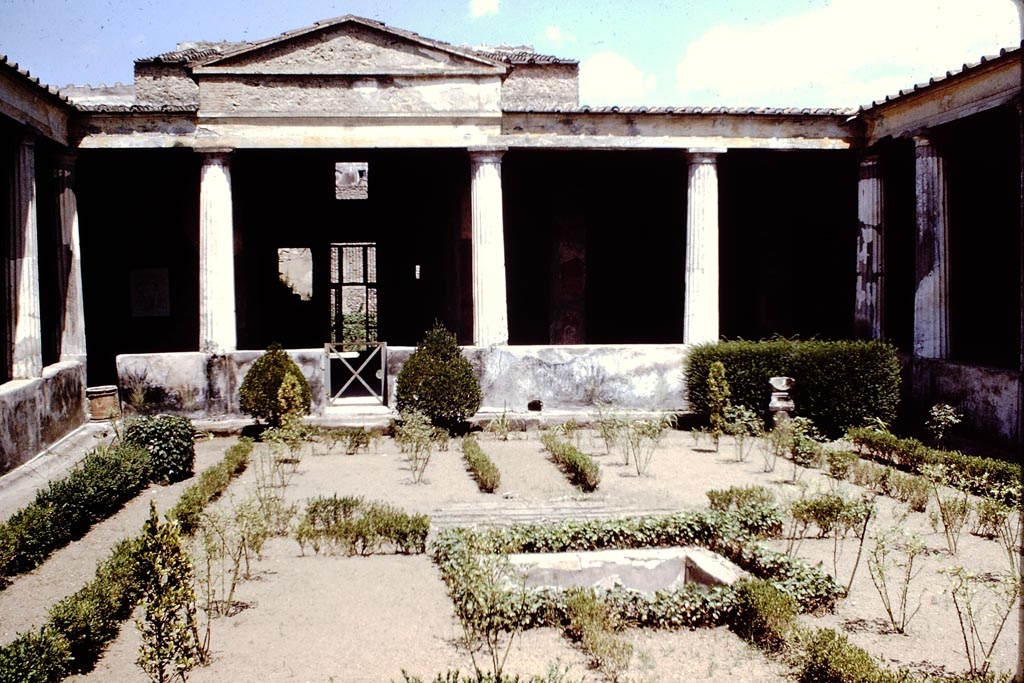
[469,148,509,347]
[54,152,86,366]
[913,134,951,359]
[199,150,237,353]
[7,133,42,378]
[683,151,721,345]
[855,154,885,340]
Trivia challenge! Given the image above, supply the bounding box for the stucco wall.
[199,76,502,116]
[0,362,87,473]
[501,64,579,110]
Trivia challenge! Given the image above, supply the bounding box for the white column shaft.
[470,150,509,346]
[55,154,87,364]
[7,134,42,378]
[684,153,720,345]
[855,155,885,339]
[199,153,237,353]
[913,136,951,359]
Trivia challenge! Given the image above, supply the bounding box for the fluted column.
[199,150,237,353]
[54,152,86,365]
[683,151,721,345]
[7,133,42,378]
[913,134,951,359]
[469,148,509,346]
[855,154,885,340]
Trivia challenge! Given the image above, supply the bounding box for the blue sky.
[0,0,1019,108]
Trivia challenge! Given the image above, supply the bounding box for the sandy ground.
[1,428,1018,682]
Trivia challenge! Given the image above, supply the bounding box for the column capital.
[468,147,507,164]
[53,150,78,170]
[685,149,725,165]
[197,148,234,165]
[858,153,882,179]
[912,131,940,153]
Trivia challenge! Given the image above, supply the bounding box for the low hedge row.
[0,438,254,683]
[540,433,600,492]
[294,496,429,556]
[169,437,253,535]
[461,437,501,493]
[0,443,151,586]
[685,340,901,438]
[432,507,843,636]
[846,427,1020,504]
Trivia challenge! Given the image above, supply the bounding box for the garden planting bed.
[2,427,1016,682]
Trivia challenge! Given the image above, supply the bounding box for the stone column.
[855,154,885,340]
[469,148,509,346]
[199,150,237,353]
[6,133,42,378]
[54,152,86,365]
[683,151,721,345]
[913,134,951,359]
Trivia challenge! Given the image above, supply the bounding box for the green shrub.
[686,340,901,438]
[462,437,501,493]
[239,343,312,427]
[826,450,858,480]
[731,577,798,653]
[798,628,889,683]
[560,588,632,680]
[294,496,429,556]
[706,485,775,512]
[0,443,151,584]
[124,415,195,484]
[0,626,71,683]
[540,433,601,492]
[396,324,481,431]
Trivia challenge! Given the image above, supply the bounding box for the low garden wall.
[115,344,690,419]
[0,361,87,473]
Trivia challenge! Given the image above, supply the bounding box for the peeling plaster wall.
[116,350,327,418]
[501,64,579,110]
[199,76,502,115]
[115,345,688,418]
[0,362,86,473]
[388,344,688,412]
[911,358,1022,446]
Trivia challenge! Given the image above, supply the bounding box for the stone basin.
[506,547,745,592]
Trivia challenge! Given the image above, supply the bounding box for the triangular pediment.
[193,16,507,77]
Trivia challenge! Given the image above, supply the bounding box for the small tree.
[396,324,481,432]
[136,502,203,683]
[239,343,311,427]
[706,361,731,452]
[926,403,961,450]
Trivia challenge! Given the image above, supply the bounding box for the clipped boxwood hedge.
[0,443,151,586]
[685,339,901,438]
[432,506,843,635]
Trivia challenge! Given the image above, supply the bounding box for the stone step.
[426,503,685,529]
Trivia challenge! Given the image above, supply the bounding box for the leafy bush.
[124,415,195,484]
[686,340,901,438]
[559,588,632,680]
[239,343,311,427]
[798,628,889,683]
[462,437,501,493]
[0,443,151,584]
[731,577,798,653]
[540,433,601,492]
[396,324,482,431]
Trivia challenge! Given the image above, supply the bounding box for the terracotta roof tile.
[0,54,73,105]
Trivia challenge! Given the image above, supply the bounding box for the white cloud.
[469,0,499,18]
[545,25,576,47]
[675,0,1019,107]
[580,51,658,105]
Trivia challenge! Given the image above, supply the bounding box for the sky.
[0,0,1020,109]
